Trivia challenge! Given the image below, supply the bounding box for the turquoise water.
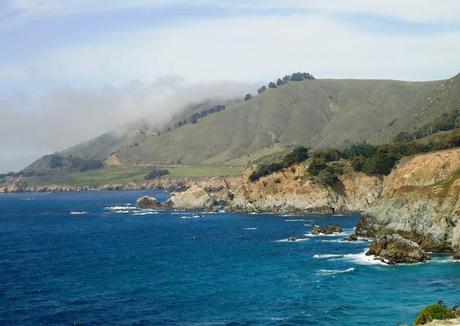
[0,191,459,325]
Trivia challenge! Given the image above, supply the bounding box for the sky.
[1,0,460,172]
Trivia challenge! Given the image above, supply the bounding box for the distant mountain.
[25,73,460,171]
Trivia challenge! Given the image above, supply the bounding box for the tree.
[257,86,267,94]
[144,168,170,180]
[268,82,277,88]
[244,94,252,101]
[276,78,284,86]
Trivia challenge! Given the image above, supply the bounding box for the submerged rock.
[366,234,429,264]
[136,196,161,209]
[343,234,358,241]
[287,236,298,242]
[311,224,342,235]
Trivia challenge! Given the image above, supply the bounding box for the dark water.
[0,191,459,325]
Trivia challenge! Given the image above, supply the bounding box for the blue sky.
[1,0,460,172]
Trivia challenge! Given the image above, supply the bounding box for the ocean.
[0,190,459,325]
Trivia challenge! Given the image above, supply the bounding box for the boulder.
[136,196,161,209]
[366,234,430,264]
[311,224,342,235]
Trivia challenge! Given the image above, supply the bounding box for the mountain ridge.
[24,73,460,174]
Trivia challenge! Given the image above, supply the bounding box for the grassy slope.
[26,74,460,175]
[25,165,242,187]
[98,76,459,166]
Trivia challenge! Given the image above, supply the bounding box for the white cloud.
[0,78,254,172]
[4,0,460,23]
[3,13,459,83]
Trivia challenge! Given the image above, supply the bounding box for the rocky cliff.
[167,148,460,258]
[358,149,460,258]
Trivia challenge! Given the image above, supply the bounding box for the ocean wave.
[180,214,201,219]
[105,205,137,211]
[132,211,159,216]
[316,267,355,276]
[284,219,313,222]
[70,211,87,215]
[276,238,309,243]
[429,256,460,264]
[320,239,368,244]
[341,250,387,266]
[243,227,258,230]
[304,232,348,237]
[313,254,343,259]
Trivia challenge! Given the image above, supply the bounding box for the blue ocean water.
[0,191,459,325]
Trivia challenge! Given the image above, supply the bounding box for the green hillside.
[28,73,460,172]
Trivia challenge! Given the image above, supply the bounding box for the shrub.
[351,155,366,172]
[307,158,327,176]
[319,166,340,186]
[415,303,456,325]
[249,147,310,182]
[342,142,376,159]
[282,147,310,166]
[362,152,397,175]
[244,94,252,101]
[144,168,170,180]
[249,162,284,181]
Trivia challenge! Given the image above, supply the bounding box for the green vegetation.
[309,127,460,176]
[23,165,242,187]
[395,108,460,143]
[144,168,170,180]
[21,153,103,176]
[257,86,267,94]
[414,302,457,325]
[22,73,460,176]
[249,147,309,181]
[174,105,226,129]
[307,156,343,186]
[244,94,252,101]
[59,74,460,168]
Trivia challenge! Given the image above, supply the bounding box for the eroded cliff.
[168,148,460,257]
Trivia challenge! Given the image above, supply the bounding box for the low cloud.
[0,78,254,172]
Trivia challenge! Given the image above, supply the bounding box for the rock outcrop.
[357,149,460,257]
[0,178,29,193]
[311,224,342,235]
[167,180,233,211]
[366,234,430,264]
[136,196,161,209]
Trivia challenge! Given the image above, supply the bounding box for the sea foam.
[313,254,343,259]
[70,211,87,215]
[316,267,355,276]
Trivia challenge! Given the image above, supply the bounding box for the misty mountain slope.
[34,74,460,169]
[64,132,122,160]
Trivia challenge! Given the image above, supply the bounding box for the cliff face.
[169,162,383,214]
[359,149,460,257]
[168,149,460,257]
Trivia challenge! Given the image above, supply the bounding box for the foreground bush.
[414,303,457,325]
